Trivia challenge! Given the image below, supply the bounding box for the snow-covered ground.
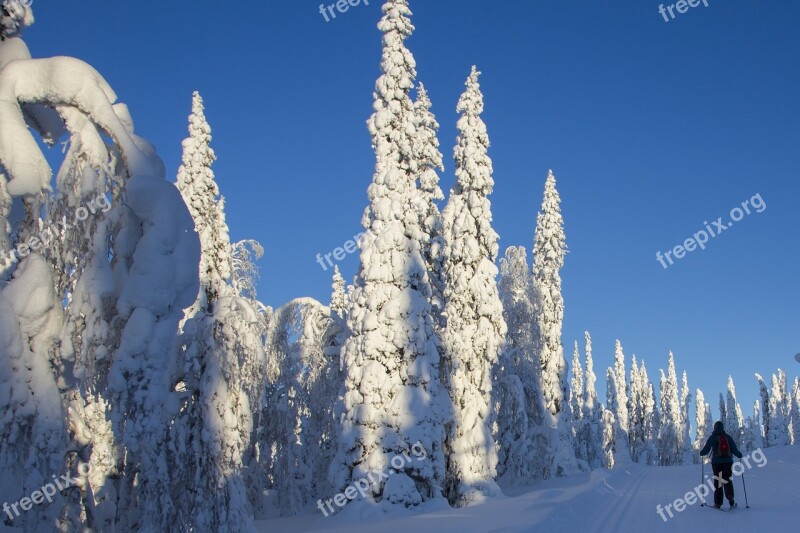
[257,445,799,532]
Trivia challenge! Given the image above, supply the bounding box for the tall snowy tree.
[583,333,599,421]
[531,170,579,476]
[581,332,604,469]
[570,341,584,423]
[767,373,791,446]
[532,170,568,418]
[440,66,506,506]
[176,92,232,308]
[792,377,800,445]
[172,92,267,531]
[725,376,745,445]
[658,353,681,465]
[637,361,658,465]
[495,246,541,484]
[755,373,771,446]
[693,389,714,456]
[331,0,448,507]
[777,369,791,441]
[679,371,693,463]
[1,8,201,529]
[412,82,445,318]
[609,340,631,462]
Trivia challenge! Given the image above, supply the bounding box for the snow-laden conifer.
[440,66,506,505]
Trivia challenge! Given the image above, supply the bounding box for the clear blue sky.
[26,1,799,420]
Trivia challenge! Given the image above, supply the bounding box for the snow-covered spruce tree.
[767,373,791,446]
[719,393,726,424]
[531,169,580,475]
[532,170,568,418]
[793,378,800,445]
[679,371,693,464]
[755,373,771,446]
[495,246,539,484]
[582,332,604,469]
[725,376,745,446]
[582,333,601,421]
[331,0,448,507]
[628,357,643,463]
[694,389,710,454]
[570,342,584,424]
[657,353,681,465]
[440,65,507,506]
[605,366,630,465]
[1,7,199,530]
[173,92,266,531]
[638,361,658,465]
[176,91,231,308]
[609,341,631,463]
[330,265,348,319]
[601,408,616,469]
[777,369,792,441]
[746,401,765,451]
[412,82,445,319]
[569,342,588,465]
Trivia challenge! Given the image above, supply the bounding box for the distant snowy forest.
[0,1,798,532]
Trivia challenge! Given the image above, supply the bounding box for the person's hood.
[713,421,725,434]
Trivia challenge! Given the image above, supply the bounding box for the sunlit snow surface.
[257,445,800,533]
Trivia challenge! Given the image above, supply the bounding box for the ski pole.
[700,457,706,506]
[741,462,750,508]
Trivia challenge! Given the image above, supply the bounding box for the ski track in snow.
[256,445,799,532]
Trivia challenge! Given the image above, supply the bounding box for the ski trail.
[593,467,656,533]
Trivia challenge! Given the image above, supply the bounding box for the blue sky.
[25,1,799,419]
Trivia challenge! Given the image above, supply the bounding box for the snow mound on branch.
[795,353,800,363]
[116,174,200,319]
[0,56,162,197]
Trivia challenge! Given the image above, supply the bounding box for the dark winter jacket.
[700,425,743,464]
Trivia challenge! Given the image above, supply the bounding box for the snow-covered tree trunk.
[440,66,506,506]
[331,0,448,508]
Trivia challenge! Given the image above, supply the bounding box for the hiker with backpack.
[700,420,743,509]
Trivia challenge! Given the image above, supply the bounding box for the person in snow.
[700,420,743,509]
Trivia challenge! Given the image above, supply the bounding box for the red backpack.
[718,434,732,457]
